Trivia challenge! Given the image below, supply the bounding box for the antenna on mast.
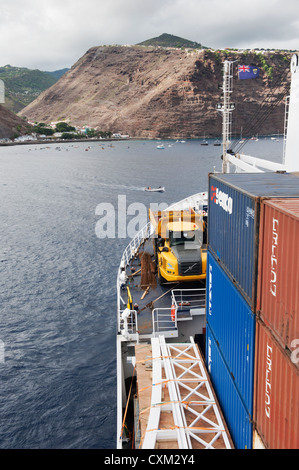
[216,60,235,173]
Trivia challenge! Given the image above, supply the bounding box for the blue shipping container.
[206,325,253,449]
[207,251,256,415]
[208,172,299,309]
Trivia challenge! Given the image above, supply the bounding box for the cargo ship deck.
[118,235,206,340]
[117,230,234,449]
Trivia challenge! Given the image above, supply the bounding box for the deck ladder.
[141,336,232,449]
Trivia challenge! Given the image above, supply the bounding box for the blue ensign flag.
[238,65,260,79]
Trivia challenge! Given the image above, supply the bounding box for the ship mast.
[221,60,235,173]
[219,54,299,174]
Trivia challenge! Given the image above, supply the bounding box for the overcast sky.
[1,0,298,71]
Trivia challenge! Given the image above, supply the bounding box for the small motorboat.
[144,186,165,192]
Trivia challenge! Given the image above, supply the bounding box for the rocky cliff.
[0,104,31,138]
[19,47,292,139]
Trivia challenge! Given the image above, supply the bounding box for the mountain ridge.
[136,33,207,49]
[19,46,292,139]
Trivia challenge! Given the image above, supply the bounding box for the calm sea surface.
[0,137,283,448]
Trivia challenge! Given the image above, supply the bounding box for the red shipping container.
[254,319,299,449]
[257,198,299,350]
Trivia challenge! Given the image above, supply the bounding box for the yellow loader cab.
[149,208,207,284]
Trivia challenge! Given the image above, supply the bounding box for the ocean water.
[0,137,283,448]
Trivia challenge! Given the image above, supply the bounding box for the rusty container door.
[257,198,299,350]
[254,319,299,449]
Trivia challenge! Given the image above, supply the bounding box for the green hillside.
[45,68,69,80]
[0,65,68,113]
[136,33,207,49]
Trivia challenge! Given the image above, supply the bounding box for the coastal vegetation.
[58,129,112,140]
[0,65,68,113]
[30,121,112,141]
[55,122,76,133]
[33,122,54,136]
[257,54,274,79]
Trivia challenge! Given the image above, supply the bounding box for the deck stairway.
[134,335,233,449]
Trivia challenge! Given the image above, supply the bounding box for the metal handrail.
[117,222,154,332]
[166,192,208,213]
[152,307,177,337]
[171,288,206,311]
[119,309,139,341]
[120,221,153,268]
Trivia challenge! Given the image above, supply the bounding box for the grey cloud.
[0,0,297,70]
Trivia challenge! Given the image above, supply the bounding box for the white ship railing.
[150,289,206,338]
[227,152,286,173]
[166,192,208,213]
[152,307,177,337]
[117,221,154,332]
[119,309,139,342]
[120,221,153,268]
[171,288,206,311]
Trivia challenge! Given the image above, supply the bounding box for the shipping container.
[206,325,253,449]
[257,198,299,350]
[208,172,299,309]
[254,319,299,449]
[207,251,256,414]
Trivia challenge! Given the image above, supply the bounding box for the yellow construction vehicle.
[149,208,207,284]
